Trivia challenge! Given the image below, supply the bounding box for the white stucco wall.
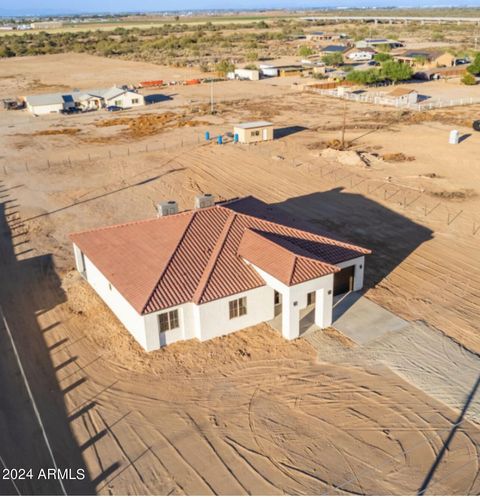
[74,248,150,349]
[106,92,145,108]
[249,262,335,340]
[195,286,274,341]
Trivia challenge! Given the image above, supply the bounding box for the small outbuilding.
[384,87,419,105]
[233,121,274,144]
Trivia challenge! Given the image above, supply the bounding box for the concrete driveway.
[332,293,408,345]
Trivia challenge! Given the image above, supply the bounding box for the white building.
[70,196,370,351]
[227,68,260,81]
[233,121,274,144]
[345,47,376,62]
[25,93,76,115]
[24,87,145,115]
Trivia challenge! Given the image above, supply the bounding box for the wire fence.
[0,131,208,175]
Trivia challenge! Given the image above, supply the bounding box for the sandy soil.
[0,53,479,495]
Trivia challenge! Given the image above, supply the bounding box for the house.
[70,196,370,351]
[234,121,274,143]
[356,38,404,49]
[381,88,419,106]
[345,47,376,62]
[25,93,76,116]
[305,32,346,42]
[24,86,145,115]
[320,45,349,56]
[414,65,468,81]
[393,50,456,69]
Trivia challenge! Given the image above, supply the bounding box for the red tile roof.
[70,197,370,315]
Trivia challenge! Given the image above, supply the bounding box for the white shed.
[25,93,76,116]
[233,121,274,144]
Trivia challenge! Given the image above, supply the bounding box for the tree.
[346,69,382,85]
[381,60,413,83]
[462,72,477,85]
[215,59,235,76]
[374,52,391,63]
[467,53,480,75]
[321,52,344,67]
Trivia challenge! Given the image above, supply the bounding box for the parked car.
[106,105,122,112]
[456,58,470,65]
[473,120,480,132]
[60,107,80,115]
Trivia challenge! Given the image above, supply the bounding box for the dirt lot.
[0,54,479,495]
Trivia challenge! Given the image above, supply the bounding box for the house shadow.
[274,126,308,139]
[0,184,106,495]
[229,189,433,321]
[459,133,471,143]
[144,94,174,104]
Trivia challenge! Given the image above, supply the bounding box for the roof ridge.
[141,211,198,314]
[221,203,369,254]
[245,228,340,273]
[288,256,298,286]
[192,211,237,304]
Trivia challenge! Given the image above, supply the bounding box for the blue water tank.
[205,131,210,141]
[234,133,239,143]
[217,135,223,145]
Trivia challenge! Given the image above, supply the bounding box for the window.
[229,297,247,319]
[114,100,122,107]
[159,310,179,332]
[307,292,316,306]
[251,130,260,137]
[131,98,139,104]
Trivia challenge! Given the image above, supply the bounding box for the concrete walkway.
[332,293,408,345]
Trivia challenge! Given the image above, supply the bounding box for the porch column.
[282,293,300,340]
[314,287,333,328]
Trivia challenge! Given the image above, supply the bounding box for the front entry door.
[334,266,355,296]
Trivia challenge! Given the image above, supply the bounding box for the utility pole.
[341,99,347,150]
[210,80,214,114]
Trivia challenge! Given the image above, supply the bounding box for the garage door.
[334,266,355,296]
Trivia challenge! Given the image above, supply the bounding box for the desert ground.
[0,53,479,495]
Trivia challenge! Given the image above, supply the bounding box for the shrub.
[462,72,477,85]
[298,45,313,57]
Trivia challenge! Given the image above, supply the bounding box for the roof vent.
[194,194,215,209]
[157,200,178,217]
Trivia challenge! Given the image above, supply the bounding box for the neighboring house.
[24,86,145,115]
[305,32,347,42]
[233,121,274,143]
[345,47,376,62]
[394,50,456,68]
[414,65,468,81]
[380,88,419,106]
[25,93,76,116]
[356,38,404,49]
[320,45,349,56]
[70,196,370,351]
[30,21,63,29]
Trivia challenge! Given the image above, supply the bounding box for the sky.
[1,0,480,16]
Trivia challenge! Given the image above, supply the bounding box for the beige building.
[234,121,274,144]
[394,50,456,69]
